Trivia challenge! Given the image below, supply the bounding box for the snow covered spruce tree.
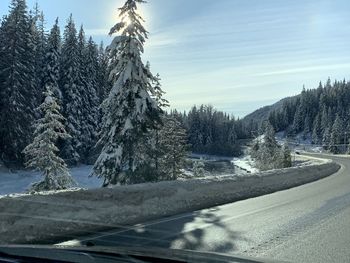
[250,122,292,171]
[30,4,47,101]
[329,114,343,154]
[59,15,82,164]
[23,88,75,192]
[43,18,62,104]
[0,0,38,165]
[93,0,163,186]
[159,115,188,180]
[80,35,100,158]
[97,42,111,103]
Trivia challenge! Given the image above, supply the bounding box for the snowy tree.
[279,142,292,168]
[312,113,322,144]
[59,15,82,164]
[159,116,188,180]
[330,115,343,153]
[127,73,170,184]
[322,127,331,150]
[193,160,205,177]
[0,0,37,165]
[97,42,111,103]
[80,36,100,158]
[23,88,75,192]
[30,3,47,101]
[292,105,303,134]
[43,18,61,104]
[93,0,163,186]
[251,122,291,171]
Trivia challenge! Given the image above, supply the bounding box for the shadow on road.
[81,206,248,254]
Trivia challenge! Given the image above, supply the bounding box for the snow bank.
[0,156,340,245]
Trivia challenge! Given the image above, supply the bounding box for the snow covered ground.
[0,165,102,196]
[275,132,325,153]
[232,155,259,173]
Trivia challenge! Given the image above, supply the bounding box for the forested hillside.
[250,79,350,153]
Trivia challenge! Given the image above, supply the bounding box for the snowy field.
[0,166,102,196]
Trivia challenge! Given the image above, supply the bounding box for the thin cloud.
[255,63,350,77]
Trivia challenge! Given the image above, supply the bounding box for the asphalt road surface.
[62,154,350,262]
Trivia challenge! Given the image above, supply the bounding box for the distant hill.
[242,97,297,126]
[242,78,350,154]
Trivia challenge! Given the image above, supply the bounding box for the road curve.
[63,154,350,263]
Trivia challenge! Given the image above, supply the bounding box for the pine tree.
[97,42,111,103]
[0,0,37,165]
[44,18,61,103]
[80,36,100,158]
[130,73,169,183]
[330,115,343,153]
[292,105,303,134]
[93,0,163,186]
[59,15,82,164]
[323,127,331,150]
[280,142,292,168]
[193,160,205,177]
[0,18,6,142]
[23,88,75,192]
[159,116,188,180]
[312,113,322,144]
[30,4,47,101]
[251,121,291,171]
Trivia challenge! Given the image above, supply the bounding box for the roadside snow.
[232,155,259,174]
[0,165,102,196]
[190,153,233,161]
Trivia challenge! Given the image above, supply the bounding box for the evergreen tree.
[59,15,82,164]
[330,115,343,153]
[322,127,331,150]
[292,105,303,134]
[80,36,100,158]
[44,18,61,103]
[193,160,205,177]
[159,116,188,180]
[0,0,37,165]
[312,113,322,144]
[280,142,292,168]
[23,88,75,191]
[93,0,163,186]
[250,122,291,171]
[130,73,169,183]
[30,4,47,101]
[97,42,111,103]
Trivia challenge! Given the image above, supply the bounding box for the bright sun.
[122,15,132,26]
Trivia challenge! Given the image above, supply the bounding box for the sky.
[1,0,350,117]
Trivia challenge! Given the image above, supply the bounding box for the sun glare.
[122,15,132,26]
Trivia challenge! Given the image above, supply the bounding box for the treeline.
[0,0,111,166]
[174,105,246,157]
[266,79,350,153]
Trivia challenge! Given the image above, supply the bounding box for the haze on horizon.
[1,0,349,117]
